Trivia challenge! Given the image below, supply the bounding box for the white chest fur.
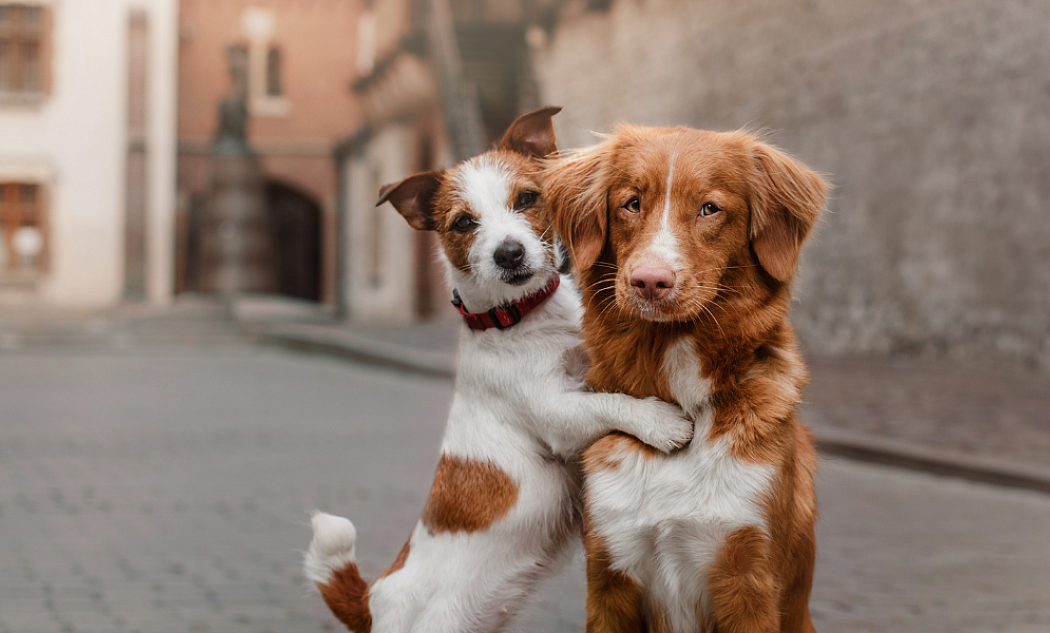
[585,338,775,632]
[439,285,583,463]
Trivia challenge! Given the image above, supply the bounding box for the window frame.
[0,2,52,103]
[265,45,282,98]
[0,181,50,275]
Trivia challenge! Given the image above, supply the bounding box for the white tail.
[304,512,359,585]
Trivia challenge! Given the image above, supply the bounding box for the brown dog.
[545,125,828,633]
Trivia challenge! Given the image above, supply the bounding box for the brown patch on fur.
[767,422,819,633]
[706,329,811,464]
[376,171,443,231]
[707,526,779,633]
[750,143,827,282]
[376,537,411,580]
[583,518,647,633]
[499,105,561,159]
[544,125,826,632]
[543,145,612,272]
[318,563,372,633]
[583,432,658,470]
[646,608,674,633]
[422,454,519,533]
[431,185,478,273]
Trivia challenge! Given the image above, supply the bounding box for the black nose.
[494,240,526,270]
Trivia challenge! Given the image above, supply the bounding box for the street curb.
[250,323,456,379]
[812,425,1050,495]
[254,323,1050,496]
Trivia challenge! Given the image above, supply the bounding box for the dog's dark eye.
[515,190,539,211]
[700,202,721,217]
[623,197,641,214]
[453,215,476,232]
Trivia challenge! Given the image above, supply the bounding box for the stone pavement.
[1,301,1048,633]
[242,302,1050,492]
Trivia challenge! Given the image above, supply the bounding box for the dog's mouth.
[617,283,681,322]
[627,296,678,322]
[501,268,534,286]
[622,286,723,324]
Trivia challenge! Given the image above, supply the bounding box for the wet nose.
[630,266,675,301]
[494,240,526,270]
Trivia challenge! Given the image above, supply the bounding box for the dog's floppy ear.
[749,141,828,282]
[376,171,444,231]
[545,145,609,273]
[499,106,561,160]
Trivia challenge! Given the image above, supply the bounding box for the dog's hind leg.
[305,512,373,633]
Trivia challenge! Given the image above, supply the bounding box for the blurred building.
[529,0,1049,368]
[0,0,178,306]
[176,0,364,304]
[336,0,546,322]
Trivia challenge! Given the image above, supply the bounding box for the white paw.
[632,398,694,454]
[304,512,358,584]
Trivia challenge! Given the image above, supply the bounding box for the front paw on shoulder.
[635,399,694,454]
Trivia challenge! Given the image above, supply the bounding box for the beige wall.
[344,125,418,323]
[0,0,178,306]
[534,0,1050,369]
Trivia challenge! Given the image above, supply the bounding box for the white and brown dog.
[303,108,693,633]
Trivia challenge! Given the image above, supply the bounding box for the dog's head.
[546,126,827,323]
[378,107,562,306]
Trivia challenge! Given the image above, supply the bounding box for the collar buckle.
[488,304,522,330]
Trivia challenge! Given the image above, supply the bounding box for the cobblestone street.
[1,336,1048,632]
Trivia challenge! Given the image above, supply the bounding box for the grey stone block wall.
[533,0,1050,368]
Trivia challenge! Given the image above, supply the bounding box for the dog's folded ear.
[499,106,561,160]
[376,171,444,231]
[544,145,610,273]
[749,142,829,282]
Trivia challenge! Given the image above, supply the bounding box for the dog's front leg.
[707,526,781,633]
[583,524,646,633]
[531,390,693,457]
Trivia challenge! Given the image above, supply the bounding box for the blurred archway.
[263,179,321,302]
[179,179,321,302]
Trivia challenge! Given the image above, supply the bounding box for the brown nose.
[630,266,675,301]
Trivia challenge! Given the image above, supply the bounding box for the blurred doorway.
[178,179,321,302]
[265,180,321,302]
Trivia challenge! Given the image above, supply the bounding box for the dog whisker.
[583,274,618,293]
[693,263,762,276]
[593,290,621,322]
[688,299,726,340]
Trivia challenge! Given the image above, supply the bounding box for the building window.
[265,46,281,97]
[239,7,288,117]
[0,3,49,96]
[356,7,376,76]
[0,182,47,272]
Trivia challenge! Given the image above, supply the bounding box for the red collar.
[452,275,561,331]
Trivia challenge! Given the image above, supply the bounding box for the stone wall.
[533,0,1050,368]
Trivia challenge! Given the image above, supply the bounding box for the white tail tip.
[304,512,358,584]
